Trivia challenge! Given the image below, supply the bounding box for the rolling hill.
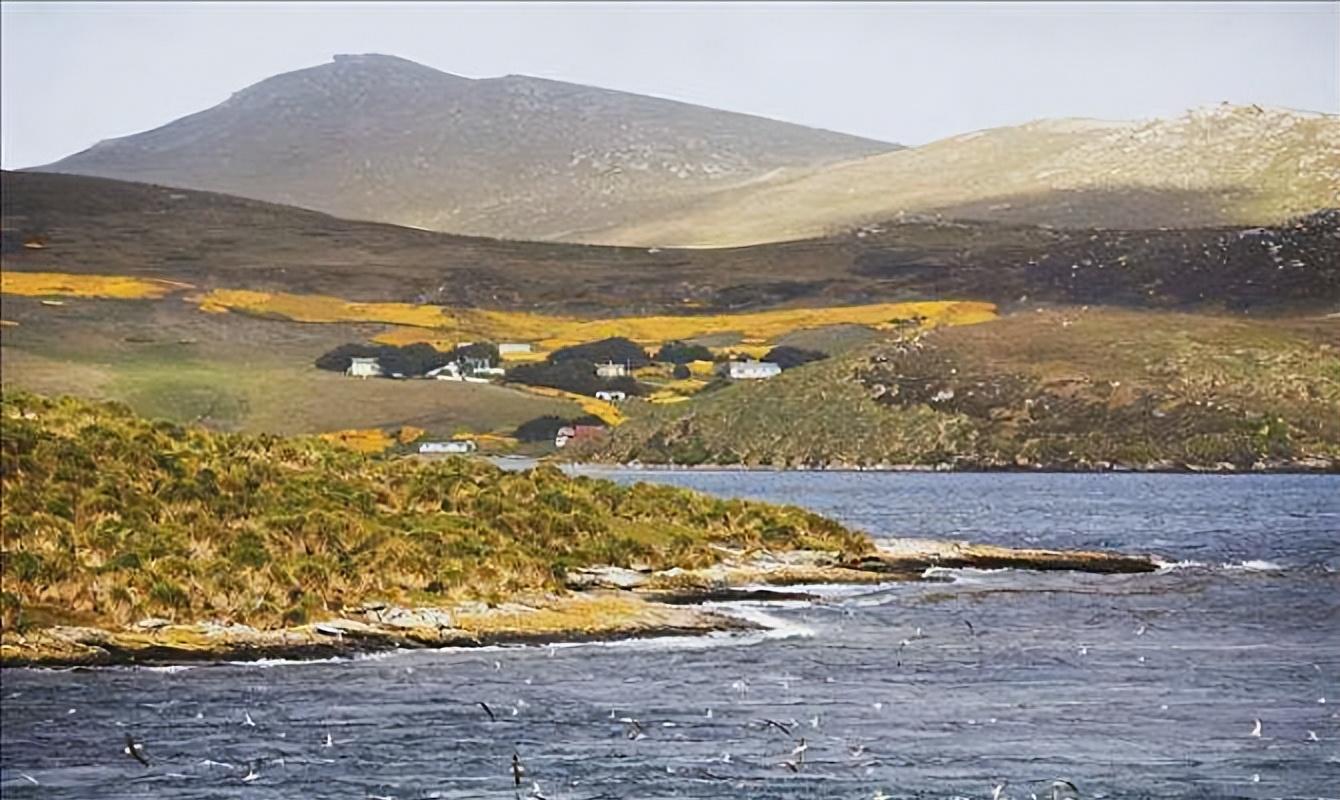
[30,54,894,241]
[598,104,1340,246]
[3,171,1335,451]
[577,309,1340,471]
[4,170,1336,316]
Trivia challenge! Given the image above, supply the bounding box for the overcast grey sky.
[2,1,1336,169]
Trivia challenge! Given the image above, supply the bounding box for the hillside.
[577,309,1340,471]
[4,171,1336,316]
[31,54,893,240]
[0,391,865,631]
[598,105,1340,246]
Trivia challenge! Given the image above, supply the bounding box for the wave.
[1155,558,1288,573]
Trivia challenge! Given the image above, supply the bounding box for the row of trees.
[315,342,500,377]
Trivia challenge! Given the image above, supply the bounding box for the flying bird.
[621,718,646,740]
[243,712,256,727]
[759,718,795,737]
[1049,779,1080,799]
[991,783,1007,800]
[511,752,524,788]
[1250,719,1262,738]
[479,702,497,723]
[241,761,261,783]
[791,737,808,764]
[123,733,149,767]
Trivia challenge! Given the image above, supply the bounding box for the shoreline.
[0,540,1157,669]
[561,458,1339,475]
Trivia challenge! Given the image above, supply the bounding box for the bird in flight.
[122,734,149,767]
[621,718,646,740]
[1049,779,1080,799]
[758,718,795,737]
[1250,719,1263,738]
[479,702,497,722]
[511,752,524,788]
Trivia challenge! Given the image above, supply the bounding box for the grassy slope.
[581,309,1340,469]
[0,296,580,439]
[598,106,1340,246]
[0,392,868,632]
[6,170,1337,316]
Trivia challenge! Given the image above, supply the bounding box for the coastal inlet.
[2,471,1337,798]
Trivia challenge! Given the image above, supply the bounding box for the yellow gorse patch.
[6,277,996,351]
[197,289,451,328]
[196,287,995,348]
[1,271,192,299]
[509,385,626,426]
[317,428,396,453]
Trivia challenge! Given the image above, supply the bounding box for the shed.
[726,360,782,380]
[347,357,383,378]
[419,440,478,455]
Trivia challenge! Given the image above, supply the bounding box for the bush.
[672,364,691,379]
[763,346,828,370]
[656,341,714,364]
[314,342,500,377]
[507,361,647,397]
[549,337,649,368]
[514,414,608,442]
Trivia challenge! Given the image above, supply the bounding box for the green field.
[0,295,579,440]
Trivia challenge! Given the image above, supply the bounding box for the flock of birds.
[4,608,1324,798]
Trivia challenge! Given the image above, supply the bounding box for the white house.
[472,366,506,378]
[498,343,533,355]
[595,390,627,402]
[419,440,478,455]
[726,360,782,380]
[554,425,576,448]
[426,363,463,381]
[347,357,383,378]
[595,361,628,378]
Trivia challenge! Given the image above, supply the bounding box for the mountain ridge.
[35,54,897,240]
[597,103,1340,246]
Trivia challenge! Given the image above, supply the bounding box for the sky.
[1,1,1337,169]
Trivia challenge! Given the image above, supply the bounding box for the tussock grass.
[0,392,868,632]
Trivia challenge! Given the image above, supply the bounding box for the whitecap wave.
[1224,559,1285,572]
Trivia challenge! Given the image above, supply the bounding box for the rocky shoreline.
[572,457,1339,474]
[0,540,1157,669]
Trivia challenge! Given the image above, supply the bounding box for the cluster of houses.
[346,354,509,382]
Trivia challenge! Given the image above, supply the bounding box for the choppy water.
[3,473,1338,799]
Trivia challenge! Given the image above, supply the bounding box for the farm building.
[726,360,782,380]
[426,363,463,381]
[595,361,628,378]
[498,343,533,355]
[419,440,478,455]
[555,424,606,448]
[347,357,383,378]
